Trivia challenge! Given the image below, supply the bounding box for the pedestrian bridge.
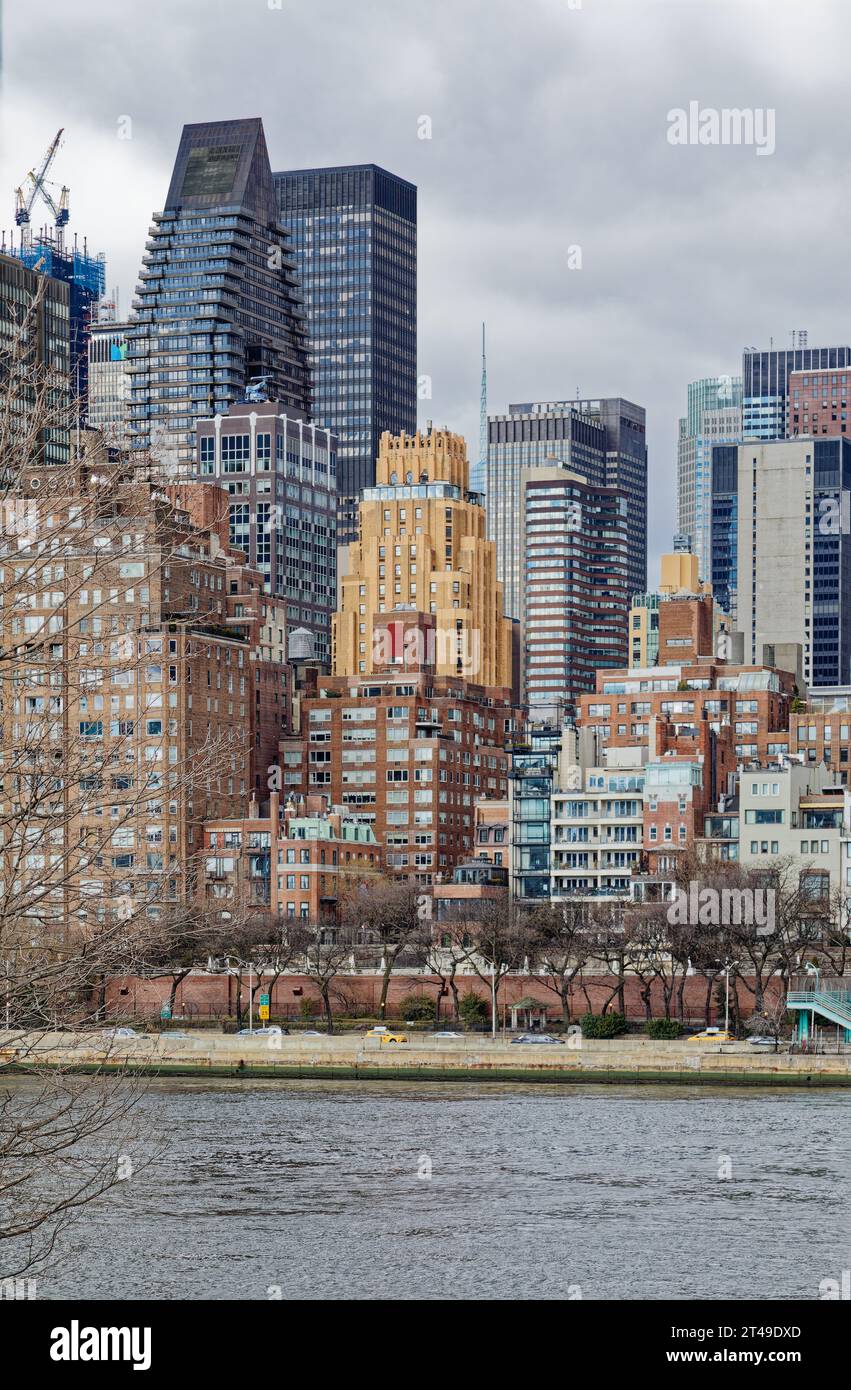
[787,977,851,1041]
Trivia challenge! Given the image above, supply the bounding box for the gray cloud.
[2,0,848,575]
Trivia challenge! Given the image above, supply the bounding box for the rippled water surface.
[30,1079,851,1300]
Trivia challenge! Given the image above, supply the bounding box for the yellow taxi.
[364,1025,408,1043]
[687,1027,736,1043]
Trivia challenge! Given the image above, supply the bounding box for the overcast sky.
[2,0,848,575]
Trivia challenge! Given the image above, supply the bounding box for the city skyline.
[5,0,851,573]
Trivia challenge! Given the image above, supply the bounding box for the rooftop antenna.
[477,322,487,496]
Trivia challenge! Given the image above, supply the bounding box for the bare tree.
[525,900,591,1026]
[451,898,528,1025]
[341,875,422,1021]
[298,921,355,1034]
[0,280,247,1276]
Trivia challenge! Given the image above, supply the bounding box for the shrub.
[580,1011,628,1039]
[399,994,436,1022]
[297,998,316,1019]
[644,1018,681,1039]
[458,991,490,1025]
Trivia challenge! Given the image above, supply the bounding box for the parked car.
[688,1028,736,1043]
[363,1026,408,1043]
[237,1025,287,1037]
[510,1033,565,1045]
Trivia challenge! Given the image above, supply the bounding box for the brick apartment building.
[576,655,795,766]
[1,454,293,930]
[279,611,518,883]
[202,791,382,922]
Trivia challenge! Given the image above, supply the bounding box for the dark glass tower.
[488,397,647,618]
[273,164,417,544]
[128,118,311,471]
[743,344,851,440]
[0,251,70,466]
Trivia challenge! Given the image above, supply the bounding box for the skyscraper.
[523,466,629,720]
[4,233,105,414]
[88,315,131,447]
[676,375,742,580]
[195,400,337,664]
[274,164,417,545]
[486,403,608,622]
[334,428,513,689]
[487,396,647,620]
[742,343,851,440]
[711,436,851,687]
[128,118,311,470]
[0,250,70,466]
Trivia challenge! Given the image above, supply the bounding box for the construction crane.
[14,128,70,246]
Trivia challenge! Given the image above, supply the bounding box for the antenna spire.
[476,322,488,498]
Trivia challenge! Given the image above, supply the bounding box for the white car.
[433,1031,464,1039]
[103,1027,139,1039]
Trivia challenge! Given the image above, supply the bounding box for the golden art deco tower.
[333,428,513,689]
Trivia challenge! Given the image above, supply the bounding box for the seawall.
[2,1032,849,1087]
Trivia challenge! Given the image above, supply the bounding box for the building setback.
[129,118,311,470]
[334,428,513,690]
[274,164,417,546]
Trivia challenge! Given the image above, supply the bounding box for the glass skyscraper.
[676,375,742,582]
[273,164,417,545]
[128,118,311,472]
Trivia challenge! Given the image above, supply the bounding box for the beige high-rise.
[334,429,513,688]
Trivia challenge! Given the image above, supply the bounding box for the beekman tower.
[128,118,311,470]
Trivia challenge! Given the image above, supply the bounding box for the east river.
[24,1079,851,1300]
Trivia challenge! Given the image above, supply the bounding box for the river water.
[27,1079,851,1301]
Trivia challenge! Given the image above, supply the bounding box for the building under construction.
[1,231,106,410]
[3,130,107,413]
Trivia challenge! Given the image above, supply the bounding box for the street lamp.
[724,958,739,1035]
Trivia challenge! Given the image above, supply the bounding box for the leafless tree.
[340,874,422,1020]
[297,921,356,1034]
[0,280,246,1276]
[525,900,591,1026]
